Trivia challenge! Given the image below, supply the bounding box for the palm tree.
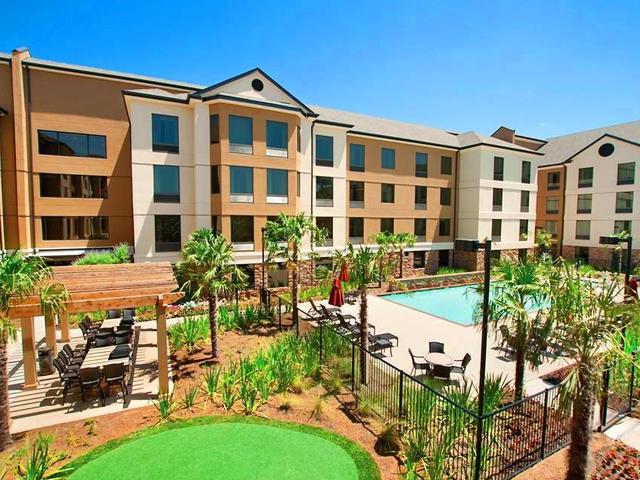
[0,251,68,452]
[176,229,247,360]
[535,228,554,258]
[474,257,552,400]
[263,213,326,333]
[546,262,634,480]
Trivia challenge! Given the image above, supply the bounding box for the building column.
[59,312,70,343]
[156,299,169,394]
[21,317,38,390]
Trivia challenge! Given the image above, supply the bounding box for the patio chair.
[114,329,131,345]
[82,316,100,330]
[61,344,84,365]
[431,364,453,382]
[123,308,135,321]
[107,309,121,319]
[79,322,96,342]
[56,351,80,371]
[103,363,128,401]
[119,319,135,330]
[95,332,114,348]
[499,326,516,354]
[368,333,394,356]
[408,348,430,376]
[335,313,359,338]
[452,353,471,375]
[309,298,340,318]
[428,341,445,354]
[52,358,80,402]
[78,367,105,405]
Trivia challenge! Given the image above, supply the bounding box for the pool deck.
[308,294,571,395]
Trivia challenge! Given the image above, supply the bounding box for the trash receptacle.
[37,347,54,375]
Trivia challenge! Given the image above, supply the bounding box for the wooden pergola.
[7,262,183,392]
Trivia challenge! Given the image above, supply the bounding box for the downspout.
[451,149,460,267]
[559,164,567,257]
[310,120,315,219]
[25,65,36,254]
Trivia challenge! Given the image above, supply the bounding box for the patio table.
[81,346,130,369]
[100,318,122,329]
[424,352,454,367]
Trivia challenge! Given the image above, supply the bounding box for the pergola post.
[44,312,58,356]
[156,297,169,394]
[59,311,70,342]
[21,317,38,390]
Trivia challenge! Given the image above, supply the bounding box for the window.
[521,161,531,184]
[266,120,288,157]
[316,135,333,166]
[616,192,634,213]
[577,194,592,214]
[545,221,558,238]
[380,218,394,234]
[229,115,253,154]
[493,157,504,181]
[380,148,395,169]
[578,167,593,188]
[519,219,529,238]
[492,188,503,211]
[547,171,560,190]
[211,215,221,235]
[440,188,451,206]
[381,184,395,203]
[297,172,301,197]
[349,217,364,243]
[441,156,452,175]
[154,215,180,252]
[42,216,109,240]
[546,197,560,214]
[349,144,365,172]
[413,251,426,269]
[438,219,450,236]
[39,174,107,199]
[38,130,106,158]
[617,162,635,185]
[415,186,427,209]
[237,264,255,289]
[349,181,364,208]
[316,176,333,207]
[614,220,632,235]
[230,166,253,202]
[267,169,288,203]
[316,217,333,246]
[153,165,180,203]
[520,190,530,213]
[152,114,179,154]
[296,126,301,153]
[491,219,502,241]
[231,216,254,249]
[210,114,219,144]
[414,218,426,241]
[211,166,220,194]
[575,220,591,240]
[415,152,428,177]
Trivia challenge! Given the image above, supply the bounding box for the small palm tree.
[474,258,552,400]
[263,213,326,333]
[0,251,68,452]
[176,229,247,360]
[546,262,634,480]
[535,229,554,257]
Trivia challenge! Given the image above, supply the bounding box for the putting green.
[66,417,380,480]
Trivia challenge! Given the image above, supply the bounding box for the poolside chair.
[335,313,359,338]
[104,363,128,401]
[79,321,97,342]
[499,326,516,355]
[452,353,471,375]
[428,341,445,354]
[367,333,394,356]
[431,364,453,382]
[53,358,80,402]
[123,308,135,321]
[308,298,340,318]
[107,309,121,319]
[409,349,430,376]
[78,367,105,405]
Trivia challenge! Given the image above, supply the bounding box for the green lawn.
[66,416,380,480]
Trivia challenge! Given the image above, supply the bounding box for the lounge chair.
[409,349,430,376]
[428,341,445,354]
[431,364,453,382]
[368,333,394,356]
[499,325,516,354]
[452,353,471,375]
[308,298,340,318]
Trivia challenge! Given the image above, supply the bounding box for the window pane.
[211,215,221,235]
[616,192,634,213]
[381,218,394,234]
[494,157,504,181]
[42,216,109,240]
[37,130,105,158]
[349,217,364,240]
[210,114,220,144]
[576,220,590,239]
[154,215,181,251]
[546,197,559,213]
[349,144,365,172]
[415,152,428,177]
[231,216,254,243]
[211,166,220,194]
[266,120,288,150]
[519,219,528,237]
[441,156,452,175]
[617,162,635,185]
[316,176,333,200]
[349,181,364,202]
[267,169,288,196]
[153,165,180,203]
[381,148,395,169]
[577,194,592,213]
[38,130,59,155]
[545,221,558,237]
[316,217,333,246]
[316,135,333,166]
[521,161,531,183]
[440,188,451,205]
[414,218,426,237]
[491,219,502,240]
[88,135,106,158]
[492,188,503,211]
[548,172,560,190]
[152,114,179,153]
[578,167,593,188]
[415,186,427,206]
[614,220,632,235]
[58,132,89,157]
[229,115,253,146]
[381,184,395,203]
[40,174,107,199]
[413,251,426,269]
[520,191,530,212]
[230,166,253,195]
[438,219,450,236]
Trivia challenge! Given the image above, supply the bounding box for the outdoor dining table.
[100,318,122,329]
[81,345,130,369]
[424,352,454,367]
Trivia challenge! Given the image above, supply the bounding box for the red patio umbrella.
[338,263,350,282]
[328,277,344,307]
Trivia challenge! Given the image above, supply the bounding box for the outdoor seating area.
[408,346,471,381]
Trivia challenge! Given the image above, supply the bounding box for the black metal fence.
[599,353,639,431]
[260,287,570,480]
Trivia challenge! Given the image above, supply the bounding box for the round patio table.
[424,352,454,367]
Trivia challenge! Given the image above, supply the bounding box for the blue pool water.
[383,285,484,326]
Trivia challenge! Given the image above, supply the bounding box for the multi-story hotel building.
[0,48,544,285]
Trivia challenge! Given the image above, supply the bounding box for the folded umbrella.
[328,277,344,307]
[338,264,350,282]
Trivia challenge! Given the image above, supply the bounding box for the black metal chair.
[123,308,135,321]
[78,367,105,405]
[79,322,96,342]
[452,353,471,375]
[367,334,394,356]
[63,344,85,362]
[107,309,121,319]
[408,349,430,376]
[95,332,114,348]
[431,364,453,382]
[60,346,83,366]
[104,363,128,401]
[428,341,445,354]
[114,329,131,345]
[52,357,80,402]
[308,298,340,318]
[57,351,80,372]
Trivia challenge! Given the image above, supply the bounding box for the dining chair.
[408,348,430,376]
[95,332,114,348]
[53,358,80,402]
[114,329,131,345]
[428,341,445,354]
[78,367,105,405]
[104,363,128,401]
[431,364,453,382]
[452,353,471,375]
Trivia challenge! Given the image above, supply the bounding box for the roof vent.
[251,79,264,92]
[598,143,614,157]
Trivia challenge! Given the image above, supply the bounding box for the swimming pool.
[383,285,484,326]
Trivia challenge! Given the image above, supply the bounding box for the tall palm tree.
[0,251,68,452]
[474,258,552,400]
[546,262,633,480]
[176,229,247,360]
[263,213,326,333]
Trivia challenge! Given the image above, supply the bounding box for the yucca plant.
[153,391,175,423]
[201,366,221,401]
[239,375,259,414]
[220,368,239,411]
[16,434,69,480]
[180,385,199,412]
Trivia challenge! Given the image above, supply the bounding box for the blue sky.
[3,0,639,138]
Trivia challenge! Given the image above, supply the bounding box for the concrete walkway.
[605,417,640,450]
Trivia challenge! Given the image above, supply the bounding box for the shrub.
[153,392,175,423]
[201,366,221,401]
[311,396,326,420]
[72,243,130,265]
[16,434,69,480]
[180,385,200,412]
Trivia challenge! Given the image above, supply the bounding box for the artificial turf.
[66,416,380,480]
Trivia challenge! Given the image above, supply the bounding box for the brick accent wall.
[561,246,640,271]
[399,271,484,290]
[251,260,314,290]
[454,249,484,271]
